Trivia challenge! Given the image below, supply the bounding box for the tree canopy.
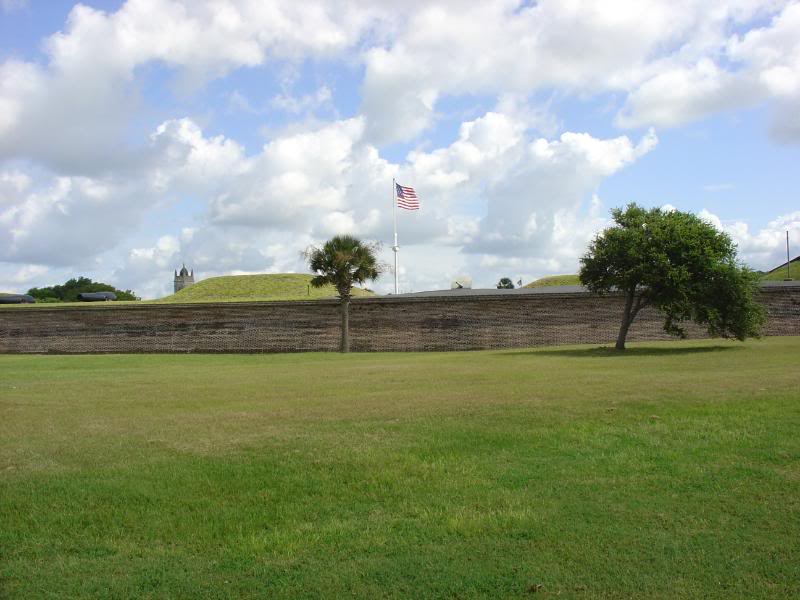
[27,277,139,302]
[496,277,515,289]
[579,204,764,350]
[306,235,382,352]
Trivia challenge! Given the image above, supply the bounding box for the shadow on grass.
[500,344,743,358]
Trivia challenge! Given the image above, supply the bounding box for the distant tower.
[174,264,195,293]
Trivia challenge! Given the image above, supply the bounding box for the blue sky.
[1,0,799,297]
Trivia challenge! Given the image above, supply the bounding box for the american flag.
[395,182,419,210]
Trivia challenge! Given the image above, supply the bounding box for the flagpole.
[392,177,398,294]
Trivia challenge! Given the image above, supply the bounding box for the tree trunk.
[340,297,350,353]
[616,290,636,350]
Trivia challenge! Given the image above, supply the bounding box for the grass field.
[2,338,799,598]
[524,274,581,287]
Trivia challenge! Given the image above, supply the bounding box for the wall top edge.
[1,281,796,314]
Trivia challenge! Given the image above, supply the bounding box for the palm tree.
[306,235,381,353]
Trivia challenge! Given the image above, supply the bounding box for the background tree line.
[27,277,139,302]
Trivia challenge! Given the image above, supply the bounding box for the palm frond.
[305,235,382,296]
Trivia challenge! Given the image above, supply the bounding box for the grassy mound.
[762,258,799,281]
[157,273,374,303]
[523,274,581,288]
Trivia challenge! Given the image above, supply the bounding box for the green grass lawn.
[2,338,799,599]
[524,274,581,288]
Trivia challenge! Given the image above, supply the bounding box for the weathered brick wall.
[0,302,342,354]
[0,284,797,354]
[348,285,799,351]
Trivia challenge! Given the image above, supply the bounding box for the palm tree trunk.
[340,297,350,353]
[616,290,635,350]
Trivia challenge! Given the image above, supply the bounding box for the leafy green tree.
[496,277,515,289]
[27,277,139,302]
[579,203,765,350]
[306,235,382,353]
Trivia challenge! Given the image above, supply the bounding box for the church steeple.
[174,263,196,293]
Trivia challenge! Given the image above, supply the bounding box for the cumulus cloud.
[122,111,657,295]
[0,114,393,294]
[618,2,800,133]
[1,0,798,297]
[0,0,379,171]
[1,0,797,174]
[398,109,658,267]
[467,129,657,256]
[272,85,333,114]
[0,117,247,268]
[3,0,791,168]
[733,3,800,142]
[0,173,144,266]
[361,0,786,142]
[1,99,663,296]
[699,208,800,269]
[615,59,761,128]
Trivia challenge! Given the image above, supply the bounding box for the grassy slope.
[762,259,799,281]
[524,274,581,288]
[158,273,374,303]
[2,338,800,599]
[0,274,373,308]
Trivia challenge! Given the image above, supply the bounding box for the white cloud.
[0,174,136,266]
[0,0,378,171]
[272,85,333,114]
[44,1,368,75]
[0,118,247,267]
[0,170,32,204]
[699,208,800,269]
[1,0,796,172]
[1,103,661,296]
[619,2,800,133]
[147,118,249,194]
[1,0,27,13]
[361,0,785,142]
[123,111,656,295]
[1,0,798,297]
[0,60,43,139]
[615,59,761,128]
[463,127,658,256]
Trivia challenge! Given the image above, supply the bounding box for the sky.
[1,0,799,298]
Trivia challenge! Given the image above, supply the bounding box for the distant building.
[174,264,195,293]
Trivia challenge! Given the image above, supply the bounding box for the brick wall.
[1,284,797,354]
